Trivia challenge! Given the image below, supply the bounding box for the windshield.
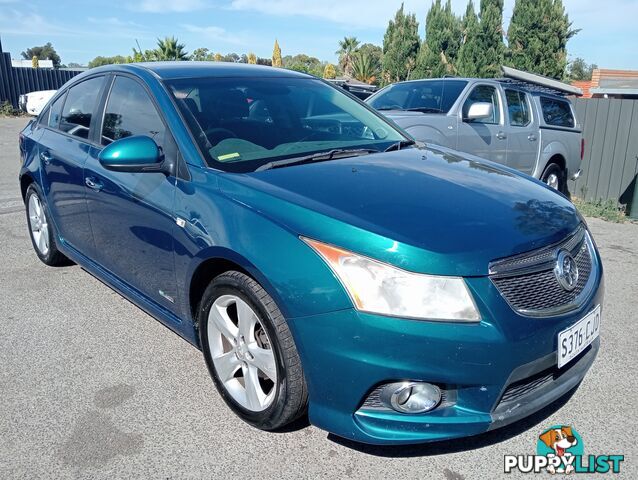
[367,80,468,113]
[166,77,406,172]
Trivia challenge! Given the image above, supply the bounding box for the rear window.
[540,97,574,128]
[368,80,468,113]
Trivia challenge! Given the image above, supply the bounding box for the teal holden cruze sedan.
[18,62,603,445]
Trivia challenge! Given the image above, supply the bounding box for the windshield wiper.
[384,139,417,152]
[404,107,444,113]
[256,148,379,172]
[376,106,444,113]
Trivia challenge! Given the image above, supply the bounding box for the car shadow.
[326,385,579,458]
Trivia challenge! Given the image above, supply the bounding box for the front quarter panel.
[172,165,352,324]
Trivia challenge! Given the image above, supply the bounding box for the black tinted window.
[168,77,403,173]
[59,77,104,139]
[102,76,166,147]
[368,80,467,113]
[540,97,574,128]
[47,93,66,129]
[462,85,501,124]
[505,89,531,127]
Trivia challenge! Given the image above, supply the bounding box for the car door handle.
[528,134,537,141]
[85,176,103,192]
[496,131,507,140]
[40,151,52,165]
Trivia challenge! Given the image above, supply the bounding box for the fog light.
[381,382,441,414]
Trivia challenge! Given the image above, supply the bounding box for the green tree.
[283,54,323,76]
[414,0,462,78]
[382,4,421,83]
[192,47,212,61]
[88,55,129,68]
[352,52,379,84]
[21,43,61,67]
[222,53,241,63]
[247,52,257,64]
[154,36,189,61]
[336,36,360,77]
[272,39,282,67]
[358,43,383,73]
[456,0,505,78]
[323,63,337,79]
[507,0,578,80]
[568,57,597,81]
[213,52,223,62]
[456,0,481,76]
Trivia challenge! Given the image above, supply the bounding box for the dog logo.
[555,250,579,291]
[537,425,582,474]
[505,425,624,474]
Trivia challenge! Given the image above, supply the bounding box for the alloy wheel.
[28,194,49,256]
[207,295,277,412]
[545,172,560,190]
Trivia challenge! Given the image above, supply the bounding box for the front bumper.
[289,268,603,445]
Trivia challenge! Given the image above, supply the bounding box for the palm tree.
[336,36,360,77]
[351,52,378,84]
[155,37,190,61]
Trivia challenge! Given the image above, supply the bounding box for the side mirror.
[98,135,167,173]
[464,102,494,121]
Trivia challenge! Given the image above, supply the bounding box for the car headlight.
[302,238,480,322]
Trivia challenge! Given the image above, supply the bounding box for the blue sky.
[1,0,637,69]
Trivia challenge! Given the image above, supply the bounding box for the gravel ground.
[1,116,636,479]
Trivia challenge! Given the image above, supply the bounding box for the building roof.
[572,69,638,98]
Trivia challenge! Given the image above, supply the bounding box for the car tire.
[25,184,71,267]
[540,162,566,193]
[198,271,308,430]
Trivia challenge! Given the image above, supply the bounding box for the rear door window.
[540,97,574,128]
[505,89,531,127]
[101,76,166,148]
[59,77,104,139]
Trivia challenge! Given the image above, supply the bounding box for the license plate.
[557,305,601,368]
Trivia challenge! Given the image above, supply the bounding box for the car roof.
[89,61,314,81]
[380,77,570,100]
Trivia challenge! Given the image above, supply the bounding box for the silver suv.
[366,70,583,192]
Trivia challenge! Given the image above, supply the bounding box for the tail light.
[580,138,585,161]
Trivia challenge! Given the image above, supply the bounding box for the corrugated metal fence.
[569,97,638,205]
[0,40,82,109]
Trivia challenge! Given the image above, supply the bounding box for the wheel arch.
[19,171,35,201]
[187,248,290,327]
[546,153,566,172]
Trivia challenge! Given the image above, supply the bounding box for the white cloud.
[228,0,427,29]
[180,24,248,46]
[134,0,207,12]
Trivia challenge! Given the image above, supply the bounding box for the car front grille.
[495,344,592,408]
[489,225,596,316]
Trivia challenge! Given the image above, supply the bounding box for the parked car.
[18,89,57,116]
[19,63,603,445]
[325,78,378,100]
[366,67,584,192]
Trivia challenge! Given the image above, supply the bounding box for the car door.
[84,75,179,311]
[503,88,538,175]
[38,76,107,257]
[456,83,507,164]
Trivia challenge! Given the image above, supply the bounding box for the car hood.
[219,147,581,276]
[378,110,442,122]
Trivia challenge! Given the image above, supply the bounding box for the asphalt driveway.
[0,116,636,479]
